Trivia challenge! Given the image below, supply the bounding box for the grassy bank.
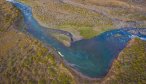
[18,0,114,40]
[0,0,75,83]
[1,0,146,83]
[18,0,146,45]
[103,38,146,84]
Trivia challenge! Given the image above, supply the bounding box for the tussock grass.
[0,0,75,83]
[104,39,146,84]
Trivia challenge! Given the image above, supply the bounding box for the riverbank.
[3,0,146,83]
[2,1,103,83]
[102,38,146,84]
[0,0,76,83]
[19,0,146,39]
[12,0,146,80]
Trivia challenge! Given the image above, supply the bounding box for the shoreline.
[22,24,105,81]
[17,12,123,82]
[28,30,116,81]
[11,0,146,81]
[34,21,128,81]
[101,39,136,83]
[10,0,99,80]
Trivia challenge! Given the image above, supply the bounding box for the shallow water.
[9,0,146,78]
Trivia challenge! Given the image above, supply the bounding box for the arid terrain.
[0,0,146,84]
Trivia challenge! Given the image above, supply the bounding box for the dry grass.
[0,1,75,83]
[18,0,146,41]
[103,39,146,84]
[0,29,75,84]
[1,0,146,83]
[19,0,114,39]
[0,0,20,31]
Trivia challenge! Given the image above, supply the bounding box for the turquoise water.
[9,1,146,78]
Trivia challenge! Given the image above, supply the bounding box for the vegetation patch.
[104,39,146,84]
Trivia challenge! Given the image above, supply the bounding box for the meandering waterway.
[7,0,146,78]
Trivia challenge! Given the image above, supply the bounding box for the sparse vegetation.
[109,9,146,21]
[0,0,20,31]
[18,0,146,42]
[19,0,114,40]
[0,0,75,83]
[104,39,146,84]
[0,33,75,83]
[1,0,146,83]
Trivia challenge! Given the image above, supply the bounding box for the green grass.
[57,20,113,39]
[78,26,97,38]
[19,0,114,39]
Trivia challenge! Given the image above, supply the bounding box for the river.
[7,0,146,78]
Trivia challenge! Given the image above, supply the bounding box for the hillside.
[0,0,75,83]
[103,38,146,84]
